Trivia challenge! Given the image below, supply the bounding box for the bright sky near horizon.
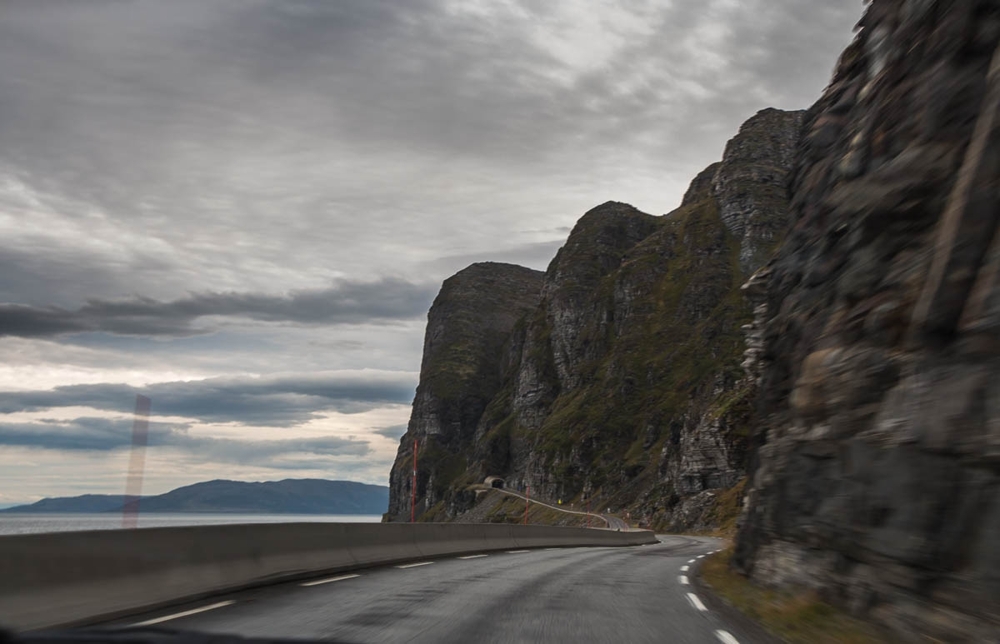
[0,0,861,504]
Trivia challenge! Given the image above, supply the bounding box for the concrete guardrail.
[0,522,657,631]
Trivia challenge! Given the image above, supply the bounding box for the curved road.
[104,536,774,644]
[493,488,629,530]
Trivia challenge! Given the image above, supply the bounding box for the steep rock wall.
[490,109,803,530]
[388,108,803,530]
[385,263,543,521]
[735,1,1000,641]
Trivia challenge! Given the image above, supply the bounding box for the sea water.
[0,513,382,535]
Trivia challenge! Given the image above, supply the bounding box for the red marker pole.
[410,438,418,523]
[524,485,530,525]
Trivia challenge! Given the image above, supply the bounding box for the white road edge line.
[506,550,531,553]
[680,565,689,572]
[687,593,708,612]
[715,630,741,644]
[132,601,236,626]
[397,561,434,569]
[679,575,689,585]
[300,573,360,587]
[458,554,488,559]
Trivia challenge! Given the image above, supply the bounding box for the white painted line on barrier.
[715,630,740,644]
[506,550,531,553]
[132,601,236,626]
[397,561,434,569]
[458,554,488,559]
[681,565,689,571]
[679,575,689,585]
[687,593,708,612]
[300,573,360,587]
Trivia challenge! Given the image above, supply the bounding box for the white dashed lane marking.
[300,573,360,587]
[686,593,708,612]
[458,554,488,559]
[132,601,236,626]
[675,550,739,641]
[506,550,530,554]
[715,630,740,644]
[396,561,434,569]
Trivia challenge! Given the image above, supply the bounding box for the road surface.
[103,535,774,644]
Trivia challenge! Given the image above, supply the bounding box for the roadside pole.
[524,485,530,525]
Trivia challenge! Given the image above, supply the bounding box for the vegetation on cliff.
[385,262,544,520]
[387,109,803,530]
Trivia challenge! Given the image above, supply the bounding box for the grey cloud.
[0,417,178,452]
[0,278,436,338]
[372,424,407,441]
[0,372,417,426]
[0,416,371,464]
[420,241,564,276]
[0,0,862,210]
[0,0,862,315]
[0,0,865,496]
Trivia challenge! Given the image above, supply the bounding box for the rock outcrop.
[387,108,803,530]
[734,1,1000,641]
[385,262,544,521]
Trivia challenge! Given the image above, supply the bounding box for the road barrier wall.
[0,522,656,631]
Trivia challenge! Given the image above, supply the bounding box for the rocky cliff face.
[387,108,803,530]
[385,262,543,521]
[734,1,1000,641]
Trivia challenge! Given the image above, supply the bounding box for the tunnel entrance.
[484,476,505,489]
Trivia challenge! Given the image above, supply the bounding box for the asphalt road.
[103,535,774,644]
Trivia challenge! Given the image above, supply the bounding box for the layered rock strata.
[387,108,803,530]
[385,263,544,520]
[734,1,1000,640]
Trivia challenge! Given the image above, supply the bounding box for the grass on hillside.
[706,477,746,538]
[700,549,888,644]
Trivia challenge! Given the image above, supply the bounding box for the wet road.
[105,535,771,644]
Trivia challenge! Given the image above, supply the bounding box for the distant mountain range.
[1,479,389,514]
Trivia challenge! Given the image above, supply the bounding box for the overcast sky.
[0,0,861,505]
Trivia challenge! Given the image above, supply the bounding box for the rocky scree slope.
[734,0,1000,641]
[386,108,802,530]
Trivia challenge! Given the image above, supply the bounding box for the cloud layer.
[0,371,417,426]
[0,278,436,338]
[0,0,863,501]
[0,417,370,462]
